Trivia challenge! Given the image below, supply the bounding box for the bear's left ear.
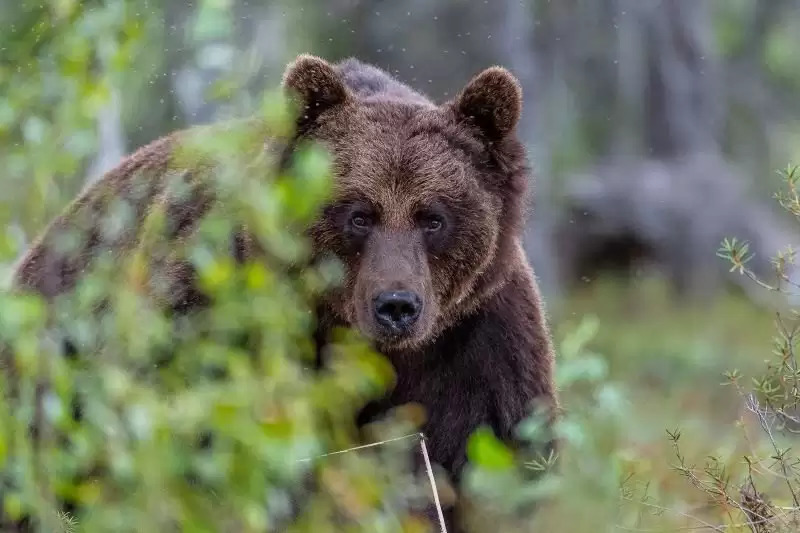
[282,54,350,131]
[452,66,522,141]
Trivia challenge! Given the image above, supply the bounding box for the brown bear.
[6,54,557,531]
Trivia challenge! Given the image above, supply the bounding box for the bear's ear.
[452,66,522,141]
[282,54,349,130]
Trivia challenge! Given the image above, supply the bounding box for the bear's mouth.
[368,326,429,351]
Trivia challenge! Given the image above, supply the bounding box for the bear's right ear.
[282,54,349,131]
[451,66,522,142]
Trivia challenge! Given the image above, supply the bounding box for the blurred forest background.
[2,0,800,531]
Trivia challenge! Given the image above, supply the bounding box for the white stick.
[297,432,448,532]
[419,435,448,533]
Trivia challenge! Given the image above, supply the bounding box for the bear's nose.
[373,291,422,333]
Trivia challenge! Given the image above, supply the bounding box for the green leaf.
[467,427,514,471]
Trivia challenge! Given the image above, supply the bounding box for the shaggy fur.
[7,54,557,532]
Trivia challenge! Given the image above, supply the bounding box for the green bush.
[0,5,436,530]
[0,91,448,531]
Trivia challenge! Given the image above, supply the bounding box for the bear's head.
[283,55,529,351]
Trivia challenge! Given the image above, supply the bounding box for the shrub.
[0,94,437,532]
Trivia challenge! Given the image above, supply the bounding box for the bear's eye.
[350,213,372,230]
[421,215,444,233]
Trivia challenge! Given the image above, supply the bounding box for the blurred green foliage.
[0,89,442,531]
[0,1,152,239]
[0,5,435,531]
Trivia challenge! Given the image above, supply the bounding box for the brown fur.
[11,118,271,312]
[8,54,557,532]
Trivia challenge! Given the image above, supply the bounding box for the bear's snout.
[372,290,422,334]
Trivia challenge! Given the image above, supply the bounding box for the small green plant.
[57,511,78,533]
[665,164,800,532]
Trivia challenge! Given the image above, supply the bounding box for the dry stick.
[746,394,800,509]
[420,436,448,533]
[297,432,448,533]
